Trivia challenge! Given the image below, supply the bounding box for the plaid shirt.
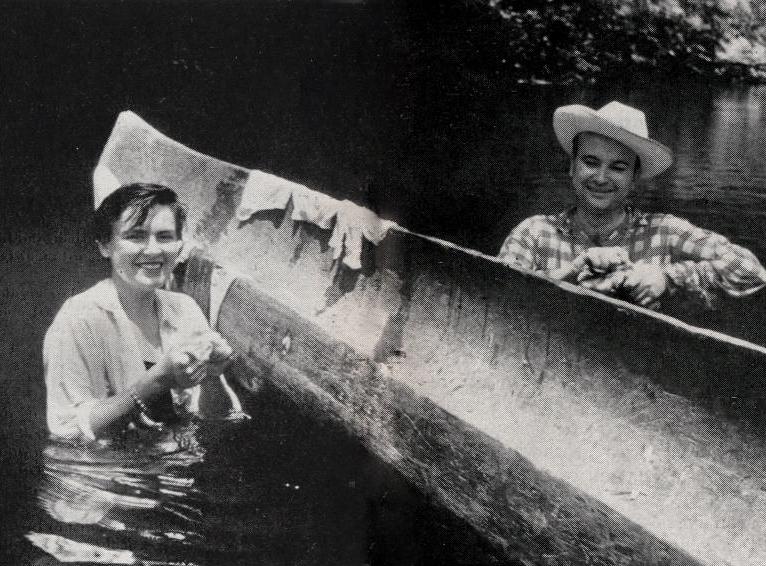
[498,208,766,299]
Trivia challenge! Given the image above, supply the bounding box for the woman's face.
[98,204,182,292]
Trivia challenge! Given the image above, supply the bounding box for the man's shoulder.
[511,213,564,235]
[633,210,696,231]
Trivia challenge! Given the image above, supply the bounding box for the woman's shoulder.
[55,280,116,318]
[46,281,117,343]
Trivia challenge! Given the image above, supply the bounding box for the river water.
[3,2,766,565]
[18,388,500,566]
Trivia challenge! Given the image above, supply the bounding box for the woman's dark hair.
[93,183,186,244]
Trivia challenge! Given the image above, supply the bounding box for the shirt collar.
[89,279,124,313]
[555,206,647,235]
[89,278,176,331]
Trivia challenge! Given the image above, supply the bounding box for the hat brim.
[553,105,673,180]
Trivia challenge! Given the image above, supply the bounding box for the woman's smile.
[99,205,182,292]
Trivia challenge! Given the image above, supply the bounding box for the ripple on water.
[24,386,504,566]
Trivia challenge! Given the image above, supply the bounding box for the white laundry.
[235,169,300,221]
[329,199,397,269]
[236,169,395,270]
[290,185,340,230]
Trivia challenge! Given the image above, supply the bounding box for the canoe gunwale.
[104,110,766,565]
[101,110,766,356]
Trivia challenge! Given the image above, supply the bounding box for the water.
[3,2,766,564]
[18,387,501,566]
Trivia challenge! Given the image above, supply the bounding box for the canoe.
[96,111,766,566]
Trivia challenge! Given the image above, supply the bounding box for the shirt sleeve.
[498,217,538,270]
[662,216,766,300]
[170,293,214,416]
[43,302,105,441]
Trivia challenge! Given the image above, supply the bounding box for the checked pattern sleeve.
[498,215,547,271]
[498,211,766,303]
[661,216,766,299]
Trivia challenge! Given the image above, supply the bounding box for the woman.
[44,182,233,443]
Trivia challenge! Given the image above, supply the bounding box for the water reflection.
[444,81,766,265]
[30,427,206,565]
[24,385,504,566]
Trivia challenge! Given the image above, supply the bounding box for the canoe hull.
[98,111,766,566]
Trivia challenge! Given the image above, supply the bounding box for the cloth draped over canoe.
[95,161,397,270]
[236,169,397,269]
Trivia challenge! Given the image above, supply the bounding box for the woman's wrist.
[136,363,174,397]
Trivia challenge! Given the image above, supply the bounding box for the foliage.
[481,0,765,83]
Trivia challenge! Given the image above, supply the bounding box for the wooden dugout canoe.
[95,111,766,566]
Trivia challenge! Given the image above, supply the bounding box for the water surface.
[3,3,766,563]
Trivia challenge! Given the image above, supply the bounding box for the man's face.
[570,132,638,214]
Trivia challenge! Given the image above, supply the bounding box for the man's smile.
[136,261,163,269]
[585,184,615,194]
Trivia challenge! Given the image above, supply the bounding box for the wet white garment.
[235,169,396,270]
[290,185,340,230]
[235,169,298,221]
[44,279,212,441]
[329,199,397,269]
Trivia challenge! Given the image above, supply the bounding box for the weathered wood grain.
[185,260,698,566]
[100,111,766,566]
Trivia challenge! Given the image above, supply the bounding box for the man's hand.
[573,246,631,275]
[548,246,631,281]
[620,263,668,307]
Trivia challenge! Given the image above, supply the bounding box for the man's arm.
[663,216,766,300]
[619,216,766,308]
[498,216,580,279]
[498,218,538,271]
[499,218,632,282]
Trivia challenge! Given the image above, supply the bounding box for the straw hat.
[553,101,673,180]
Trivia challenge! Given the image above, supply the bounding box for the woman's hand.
[205,332,235,377]
[160,331,235,388]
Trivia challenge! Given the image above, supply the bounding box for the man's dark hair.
[93,183,186,244]
[572,132,642,178]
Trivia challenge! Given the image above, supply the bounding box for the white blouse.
[44,279,212,441]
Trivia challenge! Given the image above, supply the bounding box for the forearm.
[88,365,171,437]
[664,257,766,299]
[545,264,579,281]
[663,219,766,299]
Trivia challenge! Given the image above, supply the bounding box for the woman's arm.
[86,363,173,435]
[44,306,106,441]
[44,304,204,441]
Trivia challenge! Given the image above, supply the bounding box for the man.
[498,101,766,308]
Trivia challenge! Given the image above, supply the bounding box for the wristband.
[130,390,152,417]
